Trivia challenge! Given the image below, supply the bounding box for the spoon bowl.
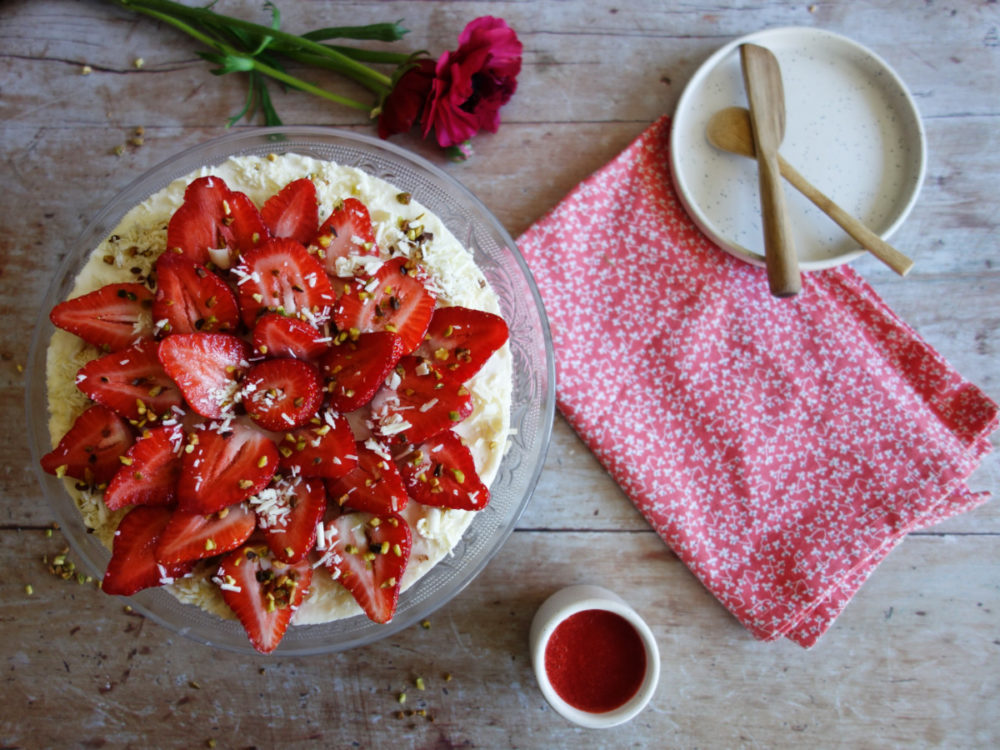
[706,107,914,276]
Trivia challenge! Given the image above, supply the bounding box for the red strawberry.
[216,544,312,654]
[103,425,184,510]
[166,176,268,268]
[76,339,184,422]
[176,424,278,514]
[251,313,330,362]
[318,331,404,413]
[254,477,327,563]
[241,358,323,431]
[102,505,195,596]
[312,197,378,273]
[232,237,336,327]
[325,440,408,515]
[41,405,134,485]
[320,512,411,624]
[413,307,509,383]
[333,256,435,355]
[276,409,358,479]
[369,356,473,445]
[158,333,251,420]
[156,502,257,565]
[50,282,154,352]
[396,431,489,511]
[152,252,240,335]
[261,178,319,246]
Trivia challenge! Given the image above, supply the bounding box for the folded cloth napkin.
[517,115,998,647]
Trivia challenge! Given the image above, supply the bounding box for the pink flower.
[422,17,523,148]
[376,17,522,152]
[377,59,436,141]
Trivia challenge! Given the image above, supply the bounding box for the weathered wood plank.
[1,529,997,748]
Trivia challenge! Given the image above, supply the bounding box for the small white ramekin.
[529,584,660,728]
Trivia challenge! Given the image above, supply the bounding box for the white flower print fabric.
[517,116,998,647]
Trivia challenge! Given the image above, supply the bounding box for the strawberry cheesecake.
[42,153,512,652]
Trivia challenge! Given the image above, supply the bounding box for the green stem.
[325,45,415,65]
[113,0,393,93]
[251,56,370,111]
[301,21,409,43]
[134,6,371,112]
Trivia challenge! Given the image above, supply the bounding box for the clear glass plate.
[26,127,556,655]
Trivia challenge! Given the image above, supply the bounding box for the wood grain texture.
[2,0,998,747]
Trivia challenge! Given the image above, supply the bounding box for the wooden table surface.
[3,1,999,747]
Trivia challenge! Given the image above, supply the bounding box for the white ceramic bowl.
[529,585,660,728]
[670,26,926,270]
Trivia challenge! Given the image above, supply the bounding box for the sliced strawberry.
[176,424,278,514]
[216,544,312,654]
[104,425,184,510]
[102,505,195,596]
[233,237,336,327]
[254,477,327,563]
[312,197,378,273]
[369,356,473,445]
[156,502,257,565]
[50,282,154,352]
[152,252,240,335]
[41,405,134,485]
[251,313,329,362]
[241,358,323,431]
[325,440,408,515]
[76,339,184,422]
[318,331,404,413]
[413,306,509,383]
[261,178,319,246]
[334,256,435,355]
[276,409,358,479]
[321,512,411,624]
[166,175,268,268]
[158,333,251,420]
[396,431,489,511]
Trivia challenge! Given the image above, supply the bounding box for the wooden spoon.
[740,44,800,297]
[706,106,914,276]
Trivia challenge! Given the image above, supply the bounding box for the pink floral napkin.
[516,116,998,647]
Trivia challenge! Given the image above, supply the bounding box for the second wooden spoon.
[706,106,914,276]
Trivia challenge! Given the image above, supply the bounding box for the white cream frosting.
[46,154,512,624]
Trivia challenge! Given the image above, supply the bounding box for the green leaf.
[198,51,255,75]
[263,1,281,31]
[256,76,283,126]
[226,78,256,127]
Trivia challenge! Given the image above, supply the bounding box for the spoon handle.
[740,44,801,298]
[758,149,802,296]
[777,156,914,276]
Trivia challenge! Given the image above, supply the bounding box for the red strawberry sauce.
[543,609,647,713]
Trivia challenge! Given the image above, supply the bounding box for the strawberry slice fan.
[517,116,999,647]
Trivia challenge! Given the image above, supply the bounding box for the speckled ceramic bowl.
[670,27,926,270]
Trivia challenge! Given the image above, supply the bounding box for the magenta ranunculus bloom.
[376,16,522,152]
[422,16,523,147]
[377,59,436,141]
